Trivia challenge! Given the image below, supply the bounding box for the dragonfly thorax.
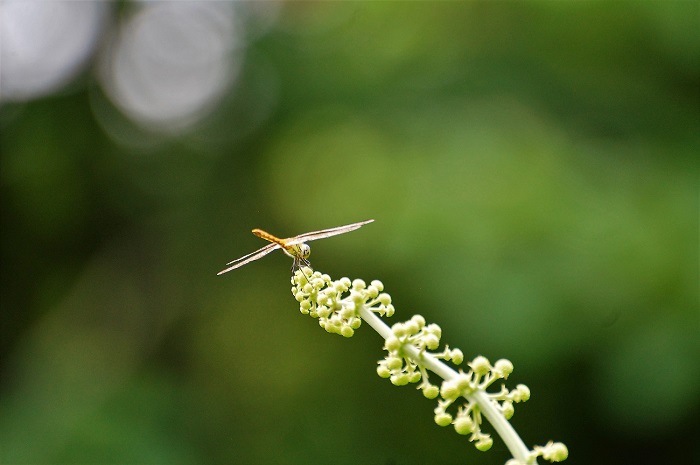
[283,243,311,260]
[283,243,312,272]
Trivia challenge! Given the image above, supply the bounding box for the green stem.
[358,305,535,464]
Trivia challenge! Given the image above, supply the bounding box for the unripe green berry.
[405,320,420,335]
[376,365,391,378]
[543,442,568,462]
[392,323,407,338]
[440,380,460,399]
[470,356,491,376]
[501,401,514,419]
[517,384,530,402]
[453,416,473,435]
[386,356,403,370]
[366,286,379,298]
[425,323,441,338]
[434,412,452,427]
[455,375,472,392]
[475,436,493,451]
[423,385,439,399]
[424,334,440,350]
[391,373,410,386]
[411,314,426,327]
[385,336,401,352]
[494,359,514,378]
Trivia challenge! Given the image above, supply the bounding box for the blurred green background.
[1,2,698,464]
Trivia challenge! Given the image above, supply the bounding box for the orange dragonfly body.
[217,219,374,275]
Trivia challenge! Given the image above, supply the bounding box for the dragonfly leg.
[292,256,313,280]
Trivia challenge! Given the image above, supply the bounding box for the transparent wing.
[284,219,374,246]
[217,243,281,275]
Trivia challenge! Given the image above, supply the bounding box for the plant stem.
[359,305,535,464]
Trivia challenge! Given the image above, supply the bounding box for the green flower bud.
[392,323,407,338]
[516,384,530,402]
[409,372,422,383]
[440,380,460,399]
[453,416,474,435]
[411,314,426,327]
[386,356,403,370]
[494,359,514,378]
[391,373,410,386]
[475,436,493,451]
[542,442,568,462]
[405,320,420,335]
[434,412,453,427]
[501,401,514,419]
[376,365,391,378]
[470,356,491,376]
[424,334,440,350]
[385,337,401,352]
[422,385,439,399]
[385,305,395,317]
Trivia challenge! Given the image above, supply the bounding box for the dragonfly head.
[286,243,312,273]
[299,243,311,259]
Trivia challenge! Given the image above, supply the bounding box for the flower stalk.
[291,268,568,465]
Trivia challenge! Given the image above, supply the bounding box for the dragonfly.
[217,219,374,275]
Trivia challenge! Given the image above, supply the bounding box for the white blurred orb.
[100,2,242,132]
[0,1,105,102]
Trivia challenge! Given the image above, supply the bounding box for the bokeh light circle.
[100,2,242,132]
[0,0,105,102]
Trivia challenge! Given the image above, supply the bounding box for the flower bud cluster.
[291,268,394,338]
[377,315,463,400]
[432,356,528,452]
[291,267,567,464]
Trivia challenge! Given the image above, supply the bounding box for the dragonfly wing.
[217,243,280,275]
[285,219,374,246]
[224,242,279,265]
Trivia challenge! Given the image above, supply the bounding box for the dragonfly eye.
[300,243,311,258]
